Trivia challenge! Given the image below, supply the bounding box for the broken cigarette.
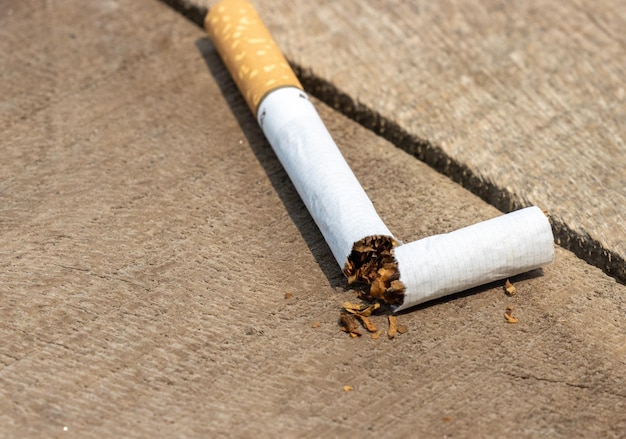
[206,0,396,272]
[205,0,555,312]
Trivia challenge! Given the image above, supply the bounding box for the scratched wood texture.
[1,0,625,437]
[194,0,626,281]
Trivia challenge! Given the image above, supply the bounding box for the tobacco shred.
[359,302,380,317]
[504,279,517,296]
[504,305,519,324]
[388,315,398,338]
[342,302,365,314]
[341,302,379,333]
[340,296,407,339]
[355,314,377,332]
[339,312,362,337]
[343,235,406,305]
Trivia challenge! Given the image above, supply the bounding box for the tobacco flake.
[343,385,353,392]
[311,321,321,328]
[342,302,365,314]
[397,325,408,334]
[388,315,398,338]
[342,302,380,317]
[359,302,380,317]
[284,291,294,299]
[339,312,362,337]
[369,278,386,300]
[355,314,377,332]
[504,305,519,323]
[504,279,517,296]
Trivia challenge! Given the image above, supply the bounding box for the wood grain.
[1,0,625,437]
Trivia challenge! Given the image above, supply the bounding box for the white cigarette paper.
[257,87,393,267]
[393,206,554,312]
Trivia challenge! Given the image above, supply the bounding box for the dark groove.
[158,0,625,285]
[159,0,207,27]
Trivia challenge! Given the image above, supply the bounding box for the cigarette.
[205,0,398,279]
[205,0,555,311]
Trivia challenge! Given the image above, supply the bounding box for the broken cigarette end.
[343,235,406,305]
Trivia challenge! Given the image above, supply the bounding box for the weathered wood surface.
[1,0,625,437]
[194,0,626,281]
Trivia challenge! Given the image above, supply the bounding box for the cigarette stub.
[205,0,303,115]
[393,206,555,312]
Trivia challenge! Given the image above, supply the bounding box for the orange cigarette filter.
[205,0,303,116]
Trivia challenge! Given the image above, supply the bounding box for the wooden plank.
[1,0,625,437]
[193,0,625,281]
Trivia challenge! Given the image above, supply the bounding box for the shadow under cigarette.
[195,37,346,290]
[394,268,546,314]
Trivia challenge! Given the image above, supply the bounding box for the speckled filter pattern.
[205,0,303,115]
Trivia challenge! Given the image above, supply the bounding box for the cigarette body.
[394,206,554,312]
[257,87,394,267]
